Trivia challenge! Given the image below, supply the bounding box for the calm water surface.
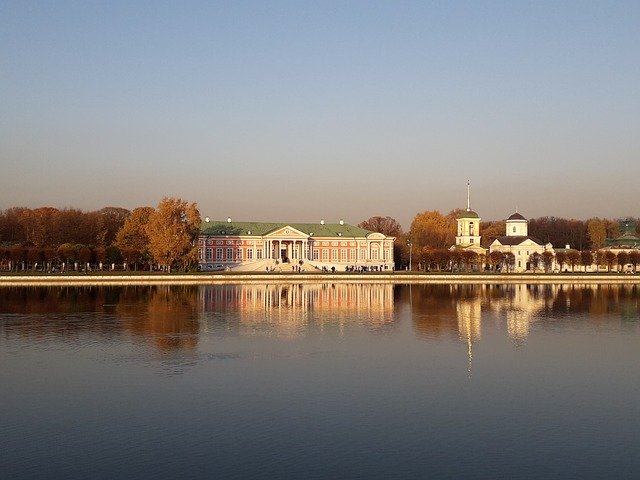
[1,283,640,479]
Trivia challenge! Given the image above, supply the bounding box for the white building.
[489,212,554,272]
[451,182,487,256]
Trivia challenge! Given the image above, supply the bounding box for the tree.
[587,218,607,250]
[628,251,640,273]
[116,207,154,251]
[504,252,516,273]
[555,251,568,272]
[604,251,616,272]
[409,210,455,251]
[580,250,594,272]
[489,251,504,271]
[529,252,541,272]
[146,198,201,272]
[358,216,403,237]
[94,207,130,247]
[541,251,554,273]
[567,250,580,272]
[617,251,630,272]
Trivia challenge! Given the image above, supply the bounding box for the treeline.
[0,198,200,272]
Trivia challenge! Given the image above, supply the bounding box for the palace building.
[198,218,395,272]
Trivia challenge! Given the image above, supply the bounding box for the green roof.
[200,221,381,238]
[458,209,480,219]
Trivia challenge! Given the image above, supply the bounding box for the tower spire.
[466,180,470,212]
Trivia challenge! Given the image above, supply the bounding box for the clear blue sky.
[2,1,638,228]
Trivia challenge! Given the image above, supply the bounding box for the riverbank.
[1,272,640,286]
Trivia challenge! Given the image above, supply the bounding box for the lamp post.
[407,241,412,271]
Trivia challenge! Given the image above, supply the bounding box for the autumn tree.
[409,210,455,251]
[116,207,154,259]
[587,218,607,250]
[146,198,201,272]
[480,220,506,248]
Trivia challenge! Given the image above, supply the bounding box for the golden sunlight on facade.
[198,218,395,272]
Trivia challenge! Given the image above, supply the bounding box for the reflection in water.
[1,283,639,353]
[407,284,640,343]
[199,283,395,337]
[0,285,201,353]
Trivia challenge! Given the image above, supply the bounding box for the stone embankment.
[1,273,639,286]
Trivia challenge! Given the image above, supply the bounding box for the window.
[470,222,474,235]
[226,248,233,260]
[371,247,379,260]
[236,248,242,260]
[322,249,329,261]
[206,248,212,261]
[350,249,356,261]
[257,249,263,259]
[513,227,516,233]
[313,249,319,260]
[216,248,223,260]
[360,249,367,260]
[470,239,475,244]
[341,249,347,262]
[247,249,253,260]
[383,249,389,260]
[332,249,338,261]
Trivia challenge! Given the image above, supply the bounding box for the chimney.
[227,217,232,223]
[339,219,344,225]
[205,216,210,223]
[320,219,325,225]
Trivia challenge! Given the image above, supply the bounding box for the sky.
[1,1,639,228]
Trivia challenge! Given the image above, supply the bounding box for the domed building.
[489,212,554,272]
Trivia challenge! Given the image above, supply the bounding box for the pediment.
[366,232,386,240]
[265,225,309,238]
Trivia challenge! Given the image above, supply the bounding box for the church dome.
[507,212,526,221]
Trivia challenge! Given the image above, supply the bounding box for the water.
[1,283,640,479]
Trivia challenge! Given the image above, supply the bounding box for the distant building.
[451,182,487,256]
[604,219,640,250]
[489,212,554,272]
[198,218,395,272]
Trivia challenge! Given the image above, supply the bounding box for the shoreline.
[1,272,640,286]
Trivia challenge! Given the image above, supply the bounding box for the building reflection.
[199,283,396,336]
[408,283,640,350]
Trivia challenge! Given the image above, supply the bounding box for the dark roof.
[507,212,526,221]
[200,221,380,238]
[493,235,544,246]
